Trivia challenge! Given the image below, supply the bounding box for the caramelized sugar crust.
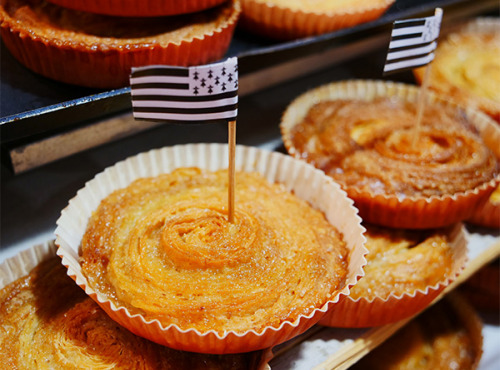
[81,168,348,335]
[0,257,260,369]
[289,98,498,199]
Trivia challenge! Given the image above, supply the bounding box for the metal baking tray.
[1,0,498,171]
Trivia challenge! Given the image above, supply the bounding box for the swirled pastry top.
[81,168,348,335]
[0,257,261,369]
[288,98,498,199]
[0,0,239,48]
[415,18,500,122]
[349,225,454,300]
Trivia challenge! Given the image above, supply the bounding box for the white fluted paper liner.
[55,143,367,354]
[281,80,500,229]
[320,223,468,328]
[0,242,56,289]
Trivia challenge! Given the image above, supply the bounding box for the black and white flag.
[383,8,443,75]
[130,57,238,124]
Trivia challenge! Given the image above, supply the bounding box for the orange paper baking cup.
[280,80,500,229]
[0,0,240,88]
[45,0,229,17]
[55,143,367,354]
[319,223,468,328]
[239,0,394,40]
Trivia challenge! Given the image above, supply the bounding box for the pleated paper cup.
[0,242,273,369]
[0,0,240,88]
[239,0,394,40]
[55,143,367,354]
[320,223,468,328]
[45,0,229,17]
[280,80,500,229]
[467,185,500,229]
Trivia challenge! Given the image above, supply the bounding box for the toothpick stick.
[412,62,432,149]
[228,120,236,223]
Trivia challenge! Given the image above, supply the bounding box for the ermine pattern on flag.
[384,9,442,74]
[130,57,238,124]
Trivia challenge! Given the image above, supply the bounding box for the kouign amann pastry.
[0,0,240,88]
[239,0,395,40]
[45,0,229,17]
[0,256,269,369]
[281,80,500,229]
[320,223,467,327]
[55,144,367,354]
[414,18,500,123]
[351,293,483,369]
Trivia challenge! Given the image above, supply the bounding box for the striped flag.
[383,8,443,75]
[130,57,238,124]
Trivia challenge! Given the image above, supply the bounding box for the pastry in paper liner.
[351,292,483,369]
[319,223,467,328]
[0,0,240,88]
[0,242,273,369]
[54,143,367,354]
[45,0,229,17]
[280,79,500,229]
[239,0,394,40]
[414,17,500,124]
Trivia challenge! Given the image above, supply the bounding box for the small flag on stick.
[130,57,239,223]
[130,57,238,124]
[383,8,443,75]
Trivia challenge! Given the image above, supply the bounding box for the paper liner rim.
[319,223,469,327]
[0,0,241,51]
[54,143,367,352]
[242,0,395,17]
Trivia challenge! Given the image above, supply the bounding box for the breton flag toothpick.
[130,57,238,124]
[383,8,443,75]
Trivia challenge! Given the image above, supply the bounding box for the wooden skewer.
[228,120,236,223]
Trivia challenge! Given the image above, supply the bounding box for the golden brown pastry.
[319,223,467,327]
[288,98,496,198]
[352,293,483,370]
[0,257,265,369]
[349,225,455,301]
[0,0,240,88]
[81,168,349,336]
[281,80,500,229]
[414,18,500,123]
[239,0,394,40]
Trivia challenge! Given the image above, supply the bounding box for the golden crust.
[0,257,263,369]
[414,18,500,123]
[81,168,349,335]
[287,97,497,199]
[239,0,394,40]
[349,225,454,301]
[0,0,241,87]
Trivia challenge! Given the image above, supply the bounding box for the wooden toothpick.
[228,120,236,223]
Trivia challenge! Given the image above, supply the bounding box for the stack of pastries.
[280,78,499,333]
[0,0,241,88]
